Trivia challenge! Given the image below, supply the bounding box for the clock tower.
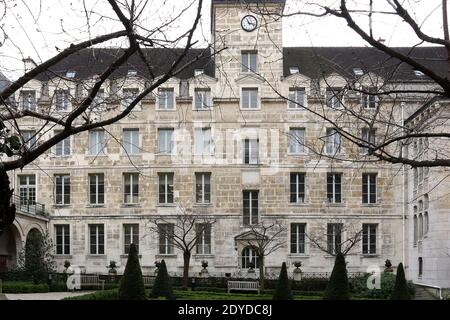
[211,0,285,98]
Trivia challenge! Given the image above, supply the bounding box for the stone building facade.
[1,0,448,285]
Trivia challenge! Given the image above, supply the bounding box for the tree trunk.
[0,169,15,236]
[183,250,191,288]
[259,254,265,290]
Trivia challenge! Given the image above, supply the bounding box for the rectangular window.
[195,173,211,204]
[289,128,305,154]
[19,174,36,207]
[290,223,306,254]
[89,224,104,255]
[326,88,344,109]
[54,130,71,156]
[21,130,36,150]
[290,173,305,204]
[158,128,174,154]
[194,128,212,155]
[158,173,174,204]
[326,128,341,155]
[362,224,377,254]
[122,88,139,109]
[194,88,212,109]
[92,88,105,109]
[55,90,70,111]
[123,173,139,204]
[327,173,342,204]
[362,173,377,204]
[243,190,259,225]
[288,88,305,109]
[158,223,174,254]
[124,224,139,254]
[361,128,376,154]
[89,130,106,155]
[327,223,343,254]
[123,129,140,154]
[241,88,258,109]
[20,90,36,111]
[89,173,105,205]
[241,51,257,72]
[158,88,174,110]
[196,223,212,254]
[55,225,70,255]
[362,87,378,109]
[244,139,259,164]
[55,174,70,205]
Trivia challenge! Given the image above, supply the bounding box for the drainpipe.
[401,102,406,267]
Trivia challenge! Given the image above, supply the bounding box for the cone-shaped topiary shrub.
[118,243,146,300]
[150,259,175,299]
[323,252,350,300]
[273,262,293,300]
[390,263,411,300]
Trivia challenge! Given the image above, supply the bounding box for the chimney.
[23,57,37,73]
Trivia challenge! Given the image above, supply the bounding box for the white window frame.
[54,131,71,157]
[54,90,71,112]
[241,51,257,73]
[157,88,175,110]
[361,128,376,154]
[362,173,377,204]
[290,172,306,204]
[122,88,140,111]
[325,88,344,109]
[55,174,70,205]
[123,128,140,155]
[123,173,139,204]
[89,173,105,205]
[196,223,212,255]
[194,127,213,155]
[290,223,306,254]
[20,90,37,111]
[158,172,174,204]
[325,128,342,155]
[361,87,379,109]
[123,224,139,254]
[195,172,211,204]
[157,128,174,154]
[287,88,306,109]
[243,138,259,164]
[89,224,105,255]
[243,190,259,226]
[158,223,174,254]
[194,88,212,109]
[327,173,342,204]
[241,88,259,110]
[288,128,306,155]
[362,223,377,255]
[88,130,107,155]
[55,224,70,255]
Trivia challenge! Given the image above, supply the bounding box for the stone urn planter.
[247,263,257,279]
[384,259,394,272]
[200,260,209,277]
[293,261,303,281]
[107,261,118,282]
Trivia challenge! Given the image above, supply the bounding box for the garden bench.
[79,274,105,290]
[143,276,155,287]
[227,281,259,294]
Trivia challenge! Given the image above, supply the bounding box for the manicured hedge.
[64,289,119,300]
[1,281,49,293]
[351,272,415,299]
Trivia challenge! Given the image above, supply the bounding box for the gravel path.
[4,291,94,300]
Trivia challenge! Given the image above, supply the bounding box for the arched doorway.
[0,225,22,271]
[241,246,259,269]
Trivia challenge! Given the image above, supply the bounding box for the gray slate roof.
[30,46,446,83]
[283,46,447,81]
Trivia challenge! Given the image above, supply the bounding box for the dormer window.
[127,69,137,76]
[289,66,299,75]
[55,90,70,111]
[20,90,36,111]
[194,69,204,76]
[194,88,212,109]
[414,70,425,77]
[353,68,364,76]
[65,71,76,78]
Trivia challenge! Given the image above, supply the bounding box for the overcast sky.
[0,0,445,80]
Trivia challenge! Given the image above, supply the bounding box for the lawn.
[63,289,322,300]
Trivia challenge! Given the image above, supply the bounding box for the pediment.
[234,230,267,241]
[235,73,265,84]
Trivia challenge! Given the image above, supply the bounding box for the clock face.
[241,15,258,32]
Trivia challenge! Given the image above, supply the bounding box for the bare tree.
[0,0,212,234]
[145,204,216,288]
[306,220,363,257]
[246,1,450,169]
[240,221,286,290]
